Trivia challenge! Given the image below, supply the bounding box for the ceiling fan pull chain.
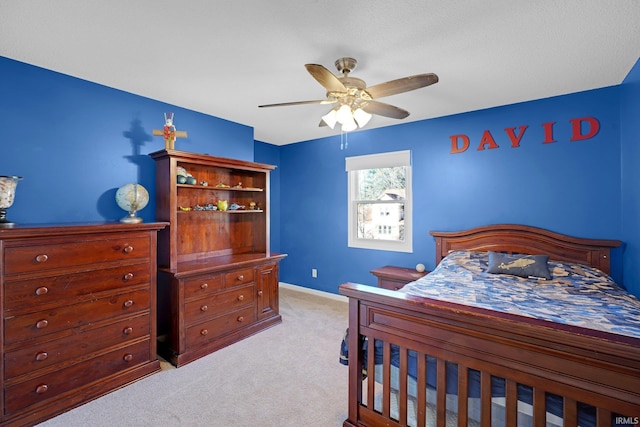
[340,130,348,150]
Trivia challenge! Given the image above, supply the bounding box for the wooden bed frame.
[339,224,640,427]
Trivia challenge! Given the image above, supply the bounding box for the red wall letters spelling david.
[449,117,600,154]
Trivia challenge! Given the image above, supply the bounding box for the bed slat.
[457,366,469,427]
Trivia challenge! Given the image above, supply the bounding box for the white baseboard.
[279,282,348,303]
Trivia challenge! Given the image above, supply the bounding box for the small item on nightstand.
[416,263,426,273]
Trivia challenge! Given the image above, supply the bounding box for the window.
[346,150,412,252]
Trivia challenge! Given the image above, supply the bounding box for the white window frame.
[346,150,413,252]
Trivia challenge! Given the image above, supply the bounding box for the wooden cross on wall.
[152,113,188,150]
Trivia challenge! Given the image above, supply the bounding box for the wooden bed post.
[344,293,362,427]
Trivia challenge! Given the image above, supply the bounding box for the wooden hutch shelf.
[150,149,286,367]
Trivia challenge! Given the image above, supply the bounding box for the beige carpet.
[37,285,349,427]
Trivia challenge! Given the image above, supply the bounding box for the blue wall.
[2,55,639,298]
[277,86,628,294]
[0,57,254,224]
[254,141,282,254]
[621,58,640,297]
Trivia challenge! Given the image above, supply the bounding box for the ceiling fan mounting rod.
[335,57,358,75]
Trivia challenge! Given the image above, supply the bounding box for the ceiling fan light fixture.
[341,119,358,133]
[353,108,372,128]
[336,104,353,125]
[322,109,338,129]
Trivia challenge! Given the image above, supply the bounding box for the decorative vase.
[0,176,22,227]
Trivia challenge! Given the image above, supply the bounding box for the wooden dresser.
[151,149,286,367]
[0,222,166,427]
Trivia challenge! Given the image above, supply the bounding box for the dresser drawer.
[184,284,255,325]
[4,289,150,345]
[3,339,151,415]
[3,235,150,275]
[183,273,223,299]
[4,262,151,310]
[185,306,257,348]
[4,313,151,380]
[224,268,254,288]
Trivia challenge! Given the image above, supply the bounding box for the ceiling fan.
[258,57,439,132]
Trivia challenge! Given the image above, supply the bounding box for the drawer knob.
[123,299,134,308]
[35,384,49,394]
[35,254,49,263]
[237,274,244,281]
[200,329,208,336]
[35,351,48,361]
[200,283,208,290]
[123,327,133,335]
[123,353,133,362]
[35,319,49,329]
[35,286,49,296]
[123,272,134,281]
[257,290,263,296]
[123,245,134,254]
[237,316,244,322]
[200,305,208,312]
[237,294,244,301]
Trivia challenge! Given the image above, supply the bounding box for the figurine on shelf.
[249,201,256,210]
[194,204,217,211]
[217,200,228,211]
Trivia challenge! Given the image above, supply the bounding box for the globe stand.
[115,183,149,224]
[120,210,143,224]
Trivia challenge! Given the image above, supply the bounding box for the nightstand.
[370,265,429,291]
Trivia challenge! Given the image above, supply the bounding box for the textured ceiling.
[1,0,639,145]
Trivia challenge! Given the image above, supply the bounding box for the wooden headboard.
[430,224,621,274]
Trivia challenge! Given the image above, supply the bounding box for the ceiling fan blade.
[366,73,439,99]
[305,64,347,92]
[362,100,410,119]
[258,99,333,108]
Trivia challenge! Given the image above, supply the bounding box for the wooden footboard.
[339,283,640,427]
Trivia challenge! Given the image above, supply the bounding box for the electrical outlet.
[311,268,317,278]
